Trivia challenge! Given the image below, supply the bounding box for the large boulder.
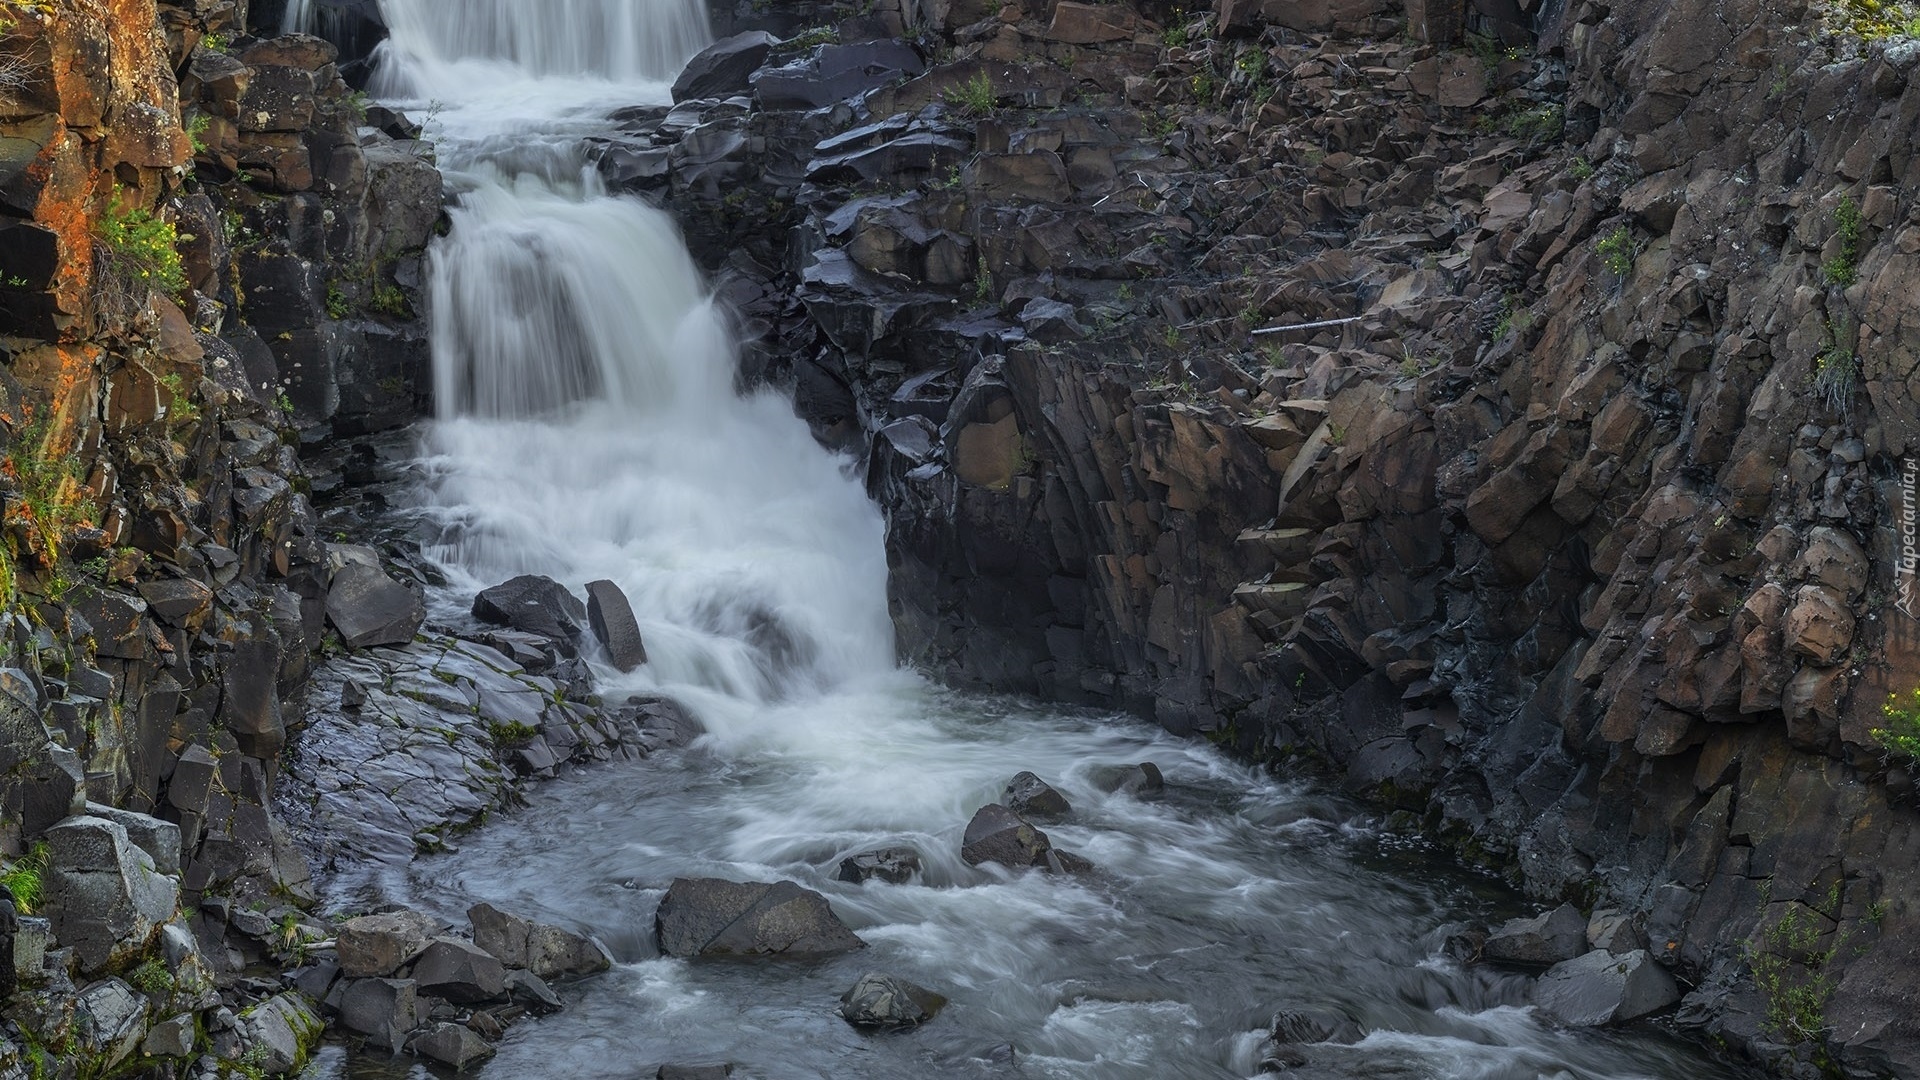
[472,575,587,647]
[336,977,423,1050]
[671,31,777,103]
[1002,772,1071,820]
[838,972,946,1028]
[959,804,1090,875]
[43,815,179,975]
[411,937,507,1003]
[1531,949,1680,1026]
[240,992,324,1075]
[585,579,648,671]
[336,909,438,977]
[468,902,611,979]
[836,847,921,885]
[1484,903,1588,966]
[654,878,865,958]
[326,563,425,649]
[72,978,148,1071]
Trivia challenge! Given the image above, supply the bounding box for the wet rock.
[142,1013,196,1057]
[1002,772,1071,820]
[72,978,146,1070]
[1484,903,1588,966]
[468,902,611,979]
[672,31,778,103]
[504,968,563,1014]
[585,579,648,671]
[336,909,438,977]
[960,803,1065,870]
[472,574,587,647]
[836,847,922,885]
[1268,1007,1364,1044]
[654,878,866,958]
[337,977,423,1050]
[43,815,179,975]
[752,41,925,110]
[838,972,946,1028]
[1091,762,1164,796]
[1531,949,1679,1026]
[411,937,507,1003]
[326,563,426,649]
[411,1022,497,1069]
[240,991,323,1074]
[1586,909,1645,955]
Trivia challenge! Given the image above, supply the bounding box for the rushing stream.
[319,3,1759,1077]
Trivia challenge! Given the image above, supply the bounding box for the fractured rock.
[468,902,611,979]
[1531,949,1680,1026]
[838,972,946,1027]
[1484,903,1588,966]
[336,909,438,977]
[43,815,179,975]
[411,1022,497,1069]
[326,563,425,649]
[654,878,865,958]
[836,847,921,885]
[585,579,648,671]
[337,977,423,1050]
[411,936,507,1003]
[1002,772,1071,820]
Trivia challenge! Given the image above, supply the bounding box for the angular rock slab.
[1485,903,1588,966]
[1002,771,1071,820]
[836,846,921,885]
[44,815,179,975]
[337,977,423,1051]
[839,971,946,1028]
[960,803,1051,869]
[655,878,865,958]
[472,574,587,646]
[411,1022,497,1069]
[585,579,648,671]
[412,936,507,1003]
[1532,949,1679,1026]
[326,562,425,649]
[469,902,611,979]
[336,909,438,977]
[671,30,777,103]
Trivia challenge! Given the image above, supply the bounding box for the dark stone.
[836,847,921,885]
[671,31,778,103]
[337,977,423,1050]
[467,902,610,979]
[1091,762,1164,796]
[838,971,946,1027]
[1002,772,1071,820]
[504,968,563,1014]
[337,909,437,977]
[1485,903,1589,967]
[658,1067,733,1080]
[654,878,865,958]
[472,575,586,646]
[1532,949,1680,1025]
[410,1022,496,1069]
[326,563,425,648]
[136,578,214,629]
[411,937,507,1004]
[1269,1007,1364,1044]
[585,579,648,671]
[751,40,926,110]
[959,803,1052,870]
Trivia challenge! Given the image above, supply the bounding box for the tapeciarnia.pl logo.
[1900,457,1918,620]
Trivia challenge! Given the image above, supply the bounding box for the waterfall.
[376,1,896,711]
[280,0,314,35]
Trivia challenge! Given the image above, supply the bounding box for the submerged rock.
[836,846,922,885]
[839,972,946,1028]
[468,903,610,979]
[1091,762,1164,796]
[654,878,865,958]
[411,1022,497,1069]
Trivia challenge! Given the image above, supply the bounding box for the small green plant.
[0,843,48,914]
[1502,102,1565,144]
[1814,316,1858,413]
[372,283,410,318]
[1162,323,1183,349]
[1821,194,1862,287]
[94,188,187,301]
[185,113,211,155]
[345,89,370,123]
[1746,894,1843,1042]
[972,255,993,305]
[325,281,350,319]
[777,25,838,51]
[943,72,996,117]
[199,30,230,52]
[128,956,175,996]
[1491,292,1529,339]
[1827,0,1920,39]
[3,409,95,569]
[1872,687,1920,761]
[488,720,538,745]
[1569,156,1595,180]
[273,387,295,415]
[1596,225,1636,276]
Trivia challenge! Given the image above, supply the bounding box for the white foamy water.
[324,3,1759,1077]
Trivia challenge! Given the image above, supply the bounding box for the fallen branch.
[1250,315,1362,337]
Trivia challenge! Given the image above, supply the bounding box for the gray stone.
[240,992,322,1074]
[658,1066,733,1080]
[82,803,182,876]
[585,579,648,671]
[1532,949,1680,1026]
[411,936,507,1003]
[838,971,945,1028]
[671,31,778,103]
[504,967,563,1014]
[468,902,611,979]
[836,847,921,885]
[410,1022,496,1069]
[73,978,147,1069]
[336,909,438,977]
[1587,908,1646,955]
[12,916,47,982]
[654,878,865,958]
[960,803,1052,869]
[1091,762,1164,796]
[1002,772,1071,820]
[472,575,586,647]
[1485,903,1589,966]
[326,563,425,649]
[43,815,178,975]
[142,1013,196,1057]
[1269,1007,1364,1044]
[337,977,422,1050]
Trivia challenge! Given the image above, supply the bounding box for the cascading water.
[331,3,1758,1077]
[279,0,313,36]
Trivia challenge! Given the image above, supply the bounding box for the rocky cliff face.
[648,0,1920,1073]
[0,0,442,1071]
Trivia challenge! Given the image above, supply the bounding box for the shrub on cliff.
[92,187,186,312]
[1872,688,1920,761]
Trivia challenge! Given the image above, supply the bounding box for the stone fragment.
[73,978,147,1070]
[960,804,1052,869]
[336,909,438,977]
[585,579,648,671]
[411,1022,497,1069]
[240,992,323,1074]
[1532,949,1679,1025]
[836,847,921,885]
[326,563,425,649]
[411,937,507,1003]
[142,1013,196,1057]
[1091,762,1164,796]
[44,815,179,975]
[472,575,586,645]
[654,878,865,958]
[337,977,423,1050]
[468,902,611,979]
[504,968,563,1014]
[1002,772,1071,820]
[838,972,946,1027]
[671,31,777,103]
[1484,903,1588,966]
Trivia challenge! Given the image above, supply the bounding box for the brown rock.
[1783,584,1854,664]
